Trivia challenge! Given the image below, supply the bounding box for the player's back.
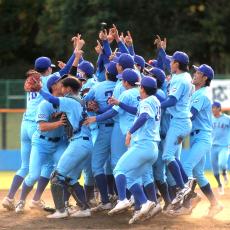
[212,113,230,146]
[23,73,55,122]
[94,80,116,111]
[133,95,161,142]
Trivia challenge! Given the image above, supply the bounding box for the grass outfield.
[0,171,229,190]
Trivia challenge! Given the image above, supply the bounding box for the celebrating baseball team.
[1,23,229,224]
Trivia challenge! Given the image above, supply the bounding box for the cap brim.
[166,55,173,62]
[192,65,199,71]
[51,64,56,68]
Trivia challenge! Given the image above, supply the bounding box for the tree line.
[0,0,230,79]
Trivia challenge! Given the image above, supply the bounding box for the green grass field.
[0,171,229,190]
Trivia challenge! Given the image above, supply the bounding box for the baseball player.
[211,101,230,195]
[171,64,223,218]
[39,77,93,218]
[160,50,193,205]
[14,75,67,213]
[83,61,117,211]
[107,76,160,224]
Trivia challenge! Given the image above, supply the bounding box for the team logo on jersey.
[193,99,199,103]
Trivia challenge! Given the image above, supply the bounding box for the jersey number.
[28,92,37,101]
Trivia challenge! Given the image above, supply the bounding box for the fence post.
[1,113,7,149]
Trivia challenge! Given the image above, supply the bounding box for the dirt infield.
[0,189,230,230]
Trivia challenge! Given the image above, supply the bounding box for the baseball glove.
[24,69,41,92]
[86,100,99,112]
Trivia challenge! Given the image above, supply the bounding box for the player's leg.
[91,124,113,210]
[47,138,92,218]
[15,142,48,213]
[2,121,35,210]
[211,146,223,192]
[193,154,223,218]
[163,118,191,204]
[219,147,229,186]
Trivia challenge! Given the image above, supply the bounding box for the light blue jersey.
[212,114,230,146]
[81,75,98,92]
[167,72,193,118]
[191,87,212,134]
[113,87,140,135]
[23,72,60,121]
[132,95,161,142]
[84,80,116,124]
[112,80,126,122]
[58,97,87,138]
[36,100,64,138]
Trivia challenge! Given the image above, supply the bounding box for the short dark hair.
[178,62,189,72]
[106,72,117,82]
[142,86,157,96]
[35,67,49,74]
[155,78,163,89]
[205,78,211,87]
[61,77,81,93]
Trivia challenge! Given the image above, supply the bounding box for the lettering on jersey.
[38,114,47,119]
[213,122,229,129]
[193,99,199,104]
[155,106,161,121]
[105,90,113,103]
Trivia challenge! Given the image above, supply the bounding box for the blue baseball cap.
[170,51,189,65]
[47,74,61,92]
[105,61,118,76]
[78,61,94,76]
[193,64,214,80]
[149,67,166,83]
[212,101,221,108]
[120,68,139,84]
[118,53,134,69]
[35,57,55,71]
[136,76,157,89]
[134,55,145,69]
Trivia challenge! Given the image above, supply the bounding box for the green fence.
[0,80,26,108]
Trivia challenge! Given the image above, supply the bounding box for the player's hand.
[119,32,125,43]
[108,96,119,105]
[154,35,162,49]
[58,113,67,127]
[108,28,114,43]
[83,116,96,126]
[111,24,120,42]
[95,40,103,54]
[99,29,108,41]
[125,131,131,146]
[57,61,66,69]
[124,31,133,46]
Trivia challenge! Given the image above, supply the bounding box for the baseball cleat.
[29,199,45,210]
[139,200,156,217]
[15,200,26,213]
[108,199,131,216]
[70,208,91,218]
[2,197,15,211]
[141,203,162,221]
[129,195,135,207]
[128,210,140,224]
[90,202,112,212]
[206,203,223,218]
[171,186,191,205]
[47,210,68,219]
[218,186,224,195]
[167,206,192,216]
[66,205,77,215]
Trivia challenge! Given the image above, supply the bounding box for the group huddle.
[2,24,229,224]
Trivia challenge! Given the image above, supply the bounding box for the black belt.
[190,130,200,136]
[40,135,61,143]
[82,136,89,140]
